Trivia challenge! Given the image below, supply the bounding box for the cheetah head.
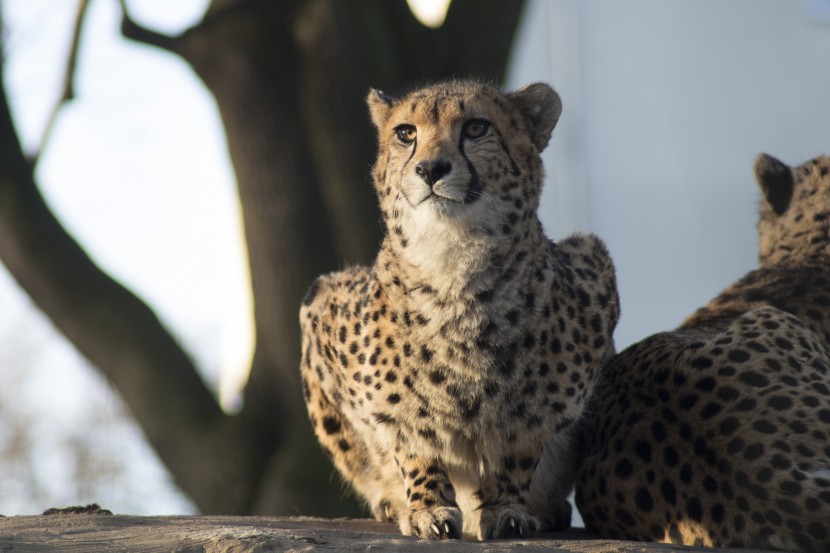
[755,153,830,266]
[366,81,561,242]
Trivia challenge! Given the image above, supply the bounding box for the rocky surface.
[0,512,782,553]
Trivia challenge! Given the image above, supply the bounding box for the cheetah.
[299,80,619,540]
[576,154,830,552]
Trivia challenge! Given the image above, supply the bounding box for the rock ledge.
[0,514,779,552]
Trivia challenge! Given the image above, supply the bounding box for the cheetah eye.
[462,119,490,139]
[395,124,417,144]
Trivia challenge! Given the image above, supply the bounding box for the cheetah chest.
[327,279,593,474]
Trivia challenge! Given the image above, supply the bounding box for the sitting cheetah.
[299,80,619,540]
[576,154,830,552]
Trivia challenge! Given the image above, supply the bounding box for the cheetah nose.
[415,159,452,187]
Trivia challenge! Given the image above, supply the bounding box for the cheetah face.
[390,116,489,210]
[755,153,830,265]
[367,81,561,233]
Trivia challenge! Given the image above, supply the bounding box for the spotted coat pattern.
[577,154,830,552]
[300,80,619,540]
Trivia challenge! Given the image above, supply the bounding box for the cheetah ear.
[754,153,793,215]
[510,83,562,152]
[367,88,395,130]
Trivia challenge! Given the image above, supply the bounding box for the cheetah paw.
[399,506,462,540]
[545,498,572,531]
[479,505,539,540]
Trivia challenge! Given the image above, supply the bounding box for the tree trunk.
[0,0,525,515]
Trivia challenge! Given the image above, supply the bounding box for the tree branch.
[32,0,91,168]
[118,0,180,52]
[0,72,271,514]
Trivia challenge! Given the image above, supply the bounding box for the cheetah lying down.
[300,80,619,540]
[577,154,830,552]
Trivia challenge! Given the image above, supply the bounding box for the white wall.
[509,0,830,349]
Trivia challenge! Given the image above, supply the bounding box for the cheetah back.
[577,154,830,552]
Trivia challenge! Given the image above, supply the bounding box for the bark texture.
[0,0,525,515]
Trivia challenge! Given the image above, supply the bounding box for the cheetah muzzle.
[300,79,619,540]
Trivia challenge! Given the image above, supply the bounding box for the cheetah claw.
[429,522,454,537]
[400,506,462,540]
[424,518,458,540]
[479,506,539,540]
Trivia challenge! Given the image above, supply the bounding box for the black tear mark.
[459,132,484,203]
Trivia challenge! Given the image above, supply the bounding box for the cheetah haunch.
[577,154,830,552]
[300,80,619,540]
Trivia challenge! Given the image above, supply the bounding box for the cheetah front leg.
[394,454,462,539]
[476,450,542,540]
[300,339,406,521]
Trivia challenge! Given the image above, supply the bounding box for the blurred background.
[1,0,829,522]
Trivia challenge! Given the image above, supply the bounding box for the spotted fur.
[299,80,619,540]
[577,154,830,552]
